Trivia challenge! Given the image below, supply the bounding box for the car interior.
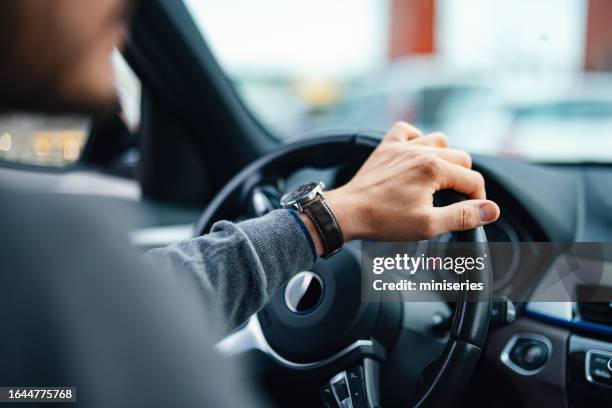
[1,0,611,406]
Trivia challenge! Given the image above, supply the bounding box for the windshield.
[184,0,612,163]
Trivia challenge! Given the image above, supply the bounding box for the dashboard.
[231,153,612,405]
[466,156,612,406]
[252,154,612,406]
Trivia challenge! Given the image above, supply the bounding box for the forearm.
[143,209,316,336]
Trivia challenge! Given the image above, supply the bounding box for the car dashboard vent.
[577,302,612,326]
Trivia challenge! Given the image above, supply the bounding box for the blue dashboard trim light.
[526,310,612,336]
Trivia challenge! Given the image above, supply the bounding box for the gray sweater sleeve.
[143,209,316,334]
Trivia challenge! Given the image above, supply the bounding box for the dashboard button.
[320,384,338,408]
[347,365,365,407]
[501,333,552,375]
[586,350,612,387]
[523,343,548,369]
[333,380,349,401]
[509,339,549,370]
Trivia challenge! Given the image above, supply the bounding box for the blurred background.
[2,0,612,166]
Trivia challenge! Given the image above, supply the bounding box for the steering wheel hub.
[284,271,324,314]
[259,249,386,363]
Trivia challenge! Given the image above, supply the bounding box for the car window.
[0,50,141,168]
[184,0,612,163]
[185,0,612,162]
[184,0,388,135]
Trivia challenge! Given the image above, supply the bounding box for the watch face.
[281,182,321,207]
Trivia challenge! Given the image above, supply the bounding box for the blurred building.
[585,0,612,71]
[390,0,612,73]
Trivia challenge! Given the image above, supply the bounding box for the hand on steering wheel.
[314,122,500,255]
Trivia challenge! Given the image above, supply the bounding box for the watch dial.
[282,182,319,205]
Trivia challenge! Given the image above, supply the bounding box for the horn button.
[285,271,324,314]
[259,248,387,363]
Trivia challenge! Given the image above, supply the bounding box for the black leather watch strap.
[301,196,344,258]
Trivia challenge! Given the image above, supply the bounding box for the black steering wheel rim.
[196,130,492,407]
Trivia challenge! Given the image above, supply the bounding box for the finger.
[430,200,500,234]
[421,147,472,168]
[410,132,449,148]
[382,121,423,143]
[424,158,486,199]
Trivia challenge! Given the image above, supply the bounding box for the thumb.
[432,200,500,233]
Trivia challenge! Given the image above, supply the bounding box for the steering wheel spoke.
[216,314,386,371]
[248,184,283,217]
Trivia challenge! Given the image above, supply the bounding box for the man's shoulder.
[0,186,136,273]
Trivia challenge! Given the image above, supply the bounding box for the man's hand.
[301,122,500,256]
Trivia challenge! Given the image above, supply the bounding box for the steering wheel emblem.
[284,271,324,314]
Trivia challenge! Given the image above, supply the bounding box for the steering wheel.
[195,131,492,408]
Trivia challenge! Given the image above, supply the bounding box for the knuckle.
[417,154,440,178]
[384,122,409,142]
[432,132,449,146]
[393,121,411,133]
[393,121,423,138]
[458,205,478,230]
[460,151,473,167]
[474,171,485,189]
[386,123,407,140]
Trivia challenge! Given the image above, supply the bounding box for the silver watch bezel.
[280,182,326,211]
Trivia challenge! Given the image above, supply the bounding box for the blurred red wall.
[389,0,435,60]
[585,0,612,71]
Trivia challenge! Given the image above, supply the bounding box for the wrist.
[298,212,325,257]
[297,187,364,257]
[324,187,365,242]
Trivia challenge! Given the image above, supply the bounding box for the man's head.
[0,0,134,113]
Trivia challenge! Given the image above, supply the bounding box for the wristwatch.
[280,182,344,258]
